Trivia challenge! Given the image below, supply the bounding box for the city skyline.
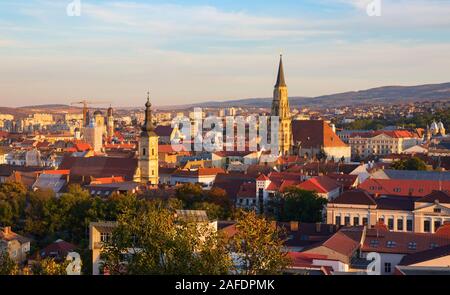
[1,0,450,107]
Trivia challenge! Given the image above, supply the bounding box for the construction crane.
[71,100,111,126]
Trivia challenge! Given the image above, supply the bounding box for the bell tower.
[138,92,159,185]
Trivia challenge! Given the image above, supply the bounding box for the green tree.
[275,188,328,223]
[101,201,231,275]
[175,183,203,207]
[392,157,427,171]
[0,252,19,275]
[228,211,290,275]
[0,182,27,225]
[31,258,69,275]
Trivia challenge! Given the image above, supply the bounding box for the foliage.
[0,252,19,275]
[391,157,427,171]
[270,188,327,223]
[31,258,69,275]
[228,211,290,275]
[101,201,232,275]
[176,184,232,219]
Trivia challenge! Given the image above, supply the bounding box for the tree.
[392,157,427,171]
[101,201,232,275]
[31,258,69,275]
[275,188,328,223]
[0,252,19,275]
[0,182,27,226]
[228,211,290,275]
[175,183,203,207]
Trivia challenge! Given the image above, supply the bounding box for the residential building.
[292,120,351,162]
[0,226,31,264]
[326,190,450,233]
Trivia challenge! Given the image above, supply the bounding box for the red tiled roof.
[349,130,418,139]
[42,170,70,175]
[173,167,225,177]
[363,226,450,254]
[297,176,340,194]
[417,191,450,204]
[359,179,450,197]
[90,176,125,184]
[256,174,270,181]
[330,190,376,205]
[158,144,188,153]
[292,120,348,148]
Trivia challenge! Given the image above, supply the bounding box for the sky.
[1,0,450,107]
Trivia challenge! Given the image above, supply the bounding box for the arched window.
[152,148,155,156]
[142,148,146,156]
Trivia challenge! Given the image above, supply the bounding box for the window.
[152,170,154,176]
[424,220,431,233]
[152,148,155,156]
[142,148,146,156]
[388,218,394,230]
[335,216,341,225]
[434,220,441,232]
[393,188,401,193]
[430,243,439,249]
[397,219,404,231]
[386,241,396,248]
[369,240,379,248]
[100,232,111,243]
[344,216,350,226]
[407,219,413,232]
[408,242,417,250]
[363,217,368,226]
[353,217,359,226]
[384,263,392,273]
[434,208,441,213]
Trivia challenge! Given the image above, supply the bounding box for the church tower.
[138,92,159,185]
[271,55,292,156]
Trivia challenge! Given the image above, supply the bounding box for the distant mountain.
[162,82,450,109]
[1,82,449,113]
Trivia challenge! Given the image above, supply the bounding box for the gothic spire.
[275,54,286,88]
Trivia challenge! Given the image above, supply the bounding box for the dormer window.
[370,240,379,248]
[386,241,396,248]
[434,208,441,213]
[408,242,417,250]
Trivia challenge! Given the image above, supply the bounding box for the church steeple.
[271,54,292,156]
[275,54,286,88]
[138,91,159,185]
[141,91,155,135]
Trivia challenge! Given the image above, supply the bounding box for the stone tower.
[271,55,292,156]
[138,92,159,185]
[107,106,114,139]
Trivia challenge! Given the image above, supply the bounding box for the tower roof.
[275,54,286,88]
[141,91,156,136]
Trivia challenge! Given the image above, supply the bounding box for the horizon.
[1,0,450,107]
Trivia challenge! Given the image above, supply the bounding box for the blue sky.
[1,0,450,107]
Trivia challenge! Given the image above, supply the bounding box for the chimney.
[3,226,11,235]
[316,222,321,232]
[290,221,299,231]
